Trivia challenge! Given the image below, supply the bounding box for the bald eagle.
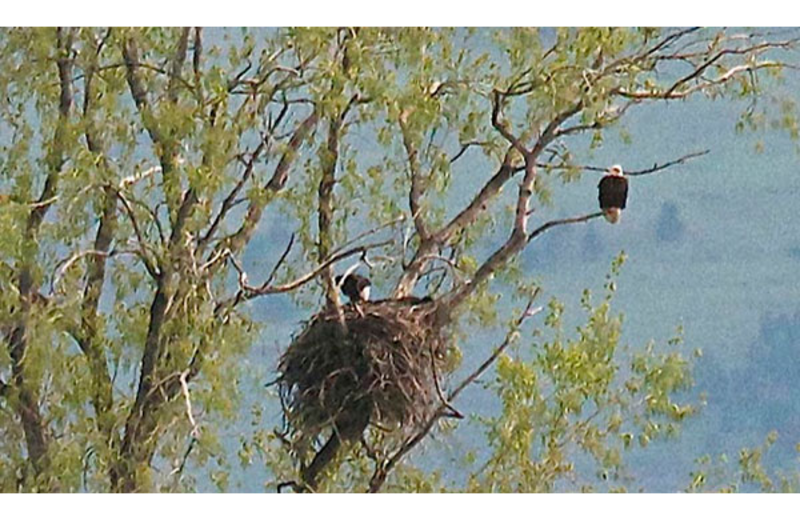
[598,164,628,224]
[335,273,371,303]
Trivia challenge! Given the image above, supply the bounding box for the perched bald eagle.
[335,273,371,303]
[598,164,628,224]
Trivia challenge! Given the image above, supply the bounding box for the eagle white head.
[609,164,624,176]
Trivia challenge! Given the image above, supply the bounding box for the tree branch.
[616,50,794,101]
[368,292,543,492]
[527,212,604,243]
[538,149,710,177]
[199,137,268,248]
[399,108,431,242]
[215,109,319,262]
[115,190,160,279]
[319,112,345,311]
[5,28,75,480]
[229,239,392,305]
[392,146,517,299]
[76,31,120,450]
[168,28,191,103]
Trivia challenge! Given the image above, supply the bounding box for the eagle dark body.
[335,273,371,303]
[598,174,628,210]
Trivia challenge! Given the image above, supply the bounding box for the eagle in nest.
[335,273,371,303]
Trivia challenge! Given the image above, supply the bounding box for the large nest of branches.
[277,298,448,444]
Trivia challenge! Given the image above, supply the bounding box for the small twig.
[263,233,296,289]
[450,140,492,165]
[625,149,710,176]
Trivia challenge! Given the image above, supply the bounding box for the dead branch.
[449,140,492,165]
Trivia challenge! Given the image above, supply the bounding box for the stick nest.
[277,299,448,444]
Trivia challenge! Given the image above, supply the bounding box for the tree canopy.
[0,27,798,492]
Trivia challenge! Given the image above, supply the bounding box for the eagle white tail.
[604,208,621,224]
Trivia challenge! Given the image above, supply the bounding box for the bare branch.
[449,140,492,165]
[527,212,604,243]
[538,149,710,177]
[263,233,296,290]
[626,149,710,176]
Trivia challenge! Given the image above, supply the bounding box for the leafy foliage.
[0,27,798,492]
